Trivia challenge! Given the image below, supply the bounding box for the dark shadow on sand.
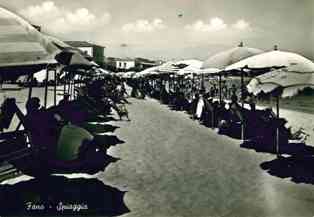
[83,123,120,134]
[87,116,117,123]
[241,141,314,156]
[94,135,125,149]
[0,176,130,216]
[261,155,314,185]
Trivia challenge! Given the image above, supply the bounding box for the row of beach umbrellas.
[135,43,314,100]
[134,43,314,156]
[2,3,313,99]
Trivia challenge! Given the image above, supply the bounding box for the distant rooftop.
[64,41,105,48]
[107,57,134,61]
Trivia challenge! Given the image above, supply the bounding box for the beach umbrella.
[200,43,263,141]
[247,67,314,156]
[162,60,203,92]
[50,37,93,62]
[240,49,314,156]
[136,66,159,77]
[55,48,94,70]
[176,59,203,69]
[176,60,204,75]
[226,49,314,72]
[157,61,181,74]
[247,69,314,98]
[225,49,314,105]
[94,67,111,76]
[0,7,62,80]
[121,71,136,78]
[195,68,220,75]
[202,42,263,69]
[202,43,263,105]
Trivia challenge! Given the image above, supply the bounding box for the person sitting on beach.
[26,97,43,115]
[230,92,239,109]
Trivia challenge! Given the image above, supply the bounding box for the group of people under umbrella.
[0,6,132,182]
[129,42,314,158]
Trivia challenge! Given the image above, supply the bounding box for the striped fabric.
[0,7,60,68]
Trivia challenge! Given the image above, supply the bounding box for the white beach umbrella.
[202,43,263,69]
[94,67,110,76]
[201,43,263,107]
[0,6,62,79]
[176,59,203,69]
[247,68,314,98]
[242,51,314,157]
[157,61,180,74]
[136,66,159,77]
[121,71,136,78]
[195,68,220,75]
[226,50,314,72]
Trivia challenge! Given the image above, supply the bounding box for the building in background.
[64,41,105,66]
[105,57,163,72]
[134,58,163,71]
[105,57,135,72]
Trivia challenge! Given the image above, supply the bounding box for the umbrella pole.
[71,80,73,99]
[54,68,57,106]
[68,79,71,99]
[72,80,75,99]
[44,68,49,108]
[241,69,244,109]
[201,73,205,91]
[192,73,195,87]
[28,74,34,100]
[170,75,172,91]
[68,73,71,97]
[73,79,76,99]
[276,95,280,157]
[159,77,162,101]
[219,73,222,103]
[241,69,245,141]
[63,71,66,96]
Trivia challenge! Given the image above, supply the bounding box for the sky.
[0,0,313,60]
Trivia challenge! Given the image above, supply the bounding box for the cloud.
[185,17,227,32]
[122,18,166,32]
[186,18,251,33]
[19,1,111,35]
[233,19,250,30]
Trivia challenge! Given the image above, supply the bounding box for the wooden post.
[63,71,66,97]
[28,74,34,100]
[54,68,57,106]
[241,68,245,140]
[219,73,222,103]
[241,68,244,109]
[44,68,49,108]
[276,95,280,157]
[201,73,205,91]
